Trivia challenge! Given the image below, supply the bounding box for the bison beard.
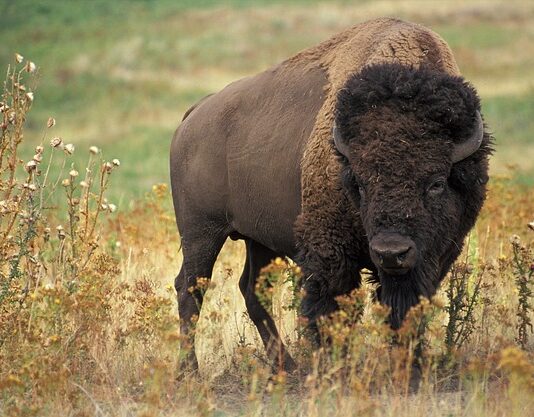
[379,260,439,329]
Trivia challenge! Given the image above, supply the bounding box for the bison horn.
[451,111,484,163]
[333,121,351,158]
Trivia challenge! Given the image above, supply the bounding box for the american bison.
[170,17,492,370]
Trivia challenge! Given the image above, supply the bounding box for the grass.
[1,1,534,416]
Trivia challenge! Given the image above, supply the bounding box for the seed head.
[47,117,56,128]
[62,178,71,187]
[69,169,79,178]
[56,225,66,239]
[25,160,37,172]
[35,145,44,154]
[528,221,534,232]
[103,162,113,173]
[15,53,24,63]
[25,92,34,102]
[80,180,89,188]
[108,203,117,213]
[50,137,63,148]
[89,146,99,155]
[112,158,120,167]
[25,61,36,73]
[63,143,75,155]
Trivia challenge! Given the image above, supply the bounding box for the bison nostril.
[396,248,410,263]
[369,234,417,273]
[375,246,410,267]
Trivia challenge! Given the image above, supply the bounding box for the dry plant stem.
[58,237,66,280]
[453,273,482,348]
[513,241,533,348]
[41,154,67,208]
[0,67,10,172]
[87,166,109,241]
[26,270,42,333]
[38,148,55,210]
[82,153,96,240]
[0,172,31,245]
[66,180,78,278]
[4,69,28,202]
[71,381,109,417]
[78,241,98,273]
[444,238,482,358]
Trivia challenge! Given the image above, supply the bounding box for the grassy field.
[1,1,534,416]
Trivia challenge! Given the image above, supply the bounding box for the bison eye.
[427,179,446,196]
[358,184,366,199]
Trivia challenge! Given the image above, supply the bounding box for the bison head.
[333,63,491,328]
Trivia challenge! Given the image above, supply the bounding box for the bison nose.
[369,234,417,275]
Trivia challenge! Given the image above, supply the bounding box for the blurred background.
[1,0,533,208]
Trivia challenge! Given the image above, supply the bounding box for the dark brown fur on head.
[332,63,492,328]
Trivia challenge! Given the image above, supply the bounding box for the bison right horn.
[333,121,351,158]
[451,111,484,163]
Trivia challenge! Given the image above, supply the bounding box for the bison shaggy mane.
[336,63,485,148]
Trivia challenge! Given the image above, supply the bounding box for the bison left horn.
[333,121,351,158]
[451,111,484,163]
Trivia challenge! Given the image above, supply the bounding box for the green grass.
[2,0,533,202]
[484,94,534,145]
[434,23,523,50]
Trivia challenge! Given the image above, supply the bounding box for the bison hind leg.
[175,225,228,370]
[239,239,297,372]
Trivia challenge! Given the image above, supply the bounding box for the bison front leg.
[239,239,297,372]
[300,278,340,347]
[298,249,360,347]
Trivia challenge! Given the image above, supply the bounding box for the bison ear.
[333,121,351,158]
[451,111,484,163]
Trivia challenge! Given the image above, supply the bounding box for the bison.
[170,17,492,371]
